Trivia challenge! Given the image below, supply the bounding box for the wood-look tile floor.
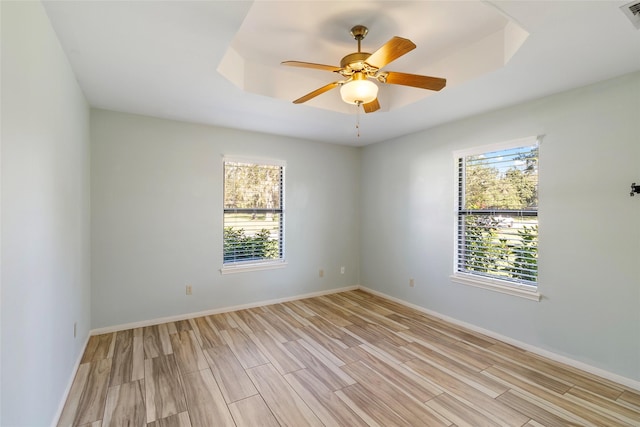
[58,290,640,427]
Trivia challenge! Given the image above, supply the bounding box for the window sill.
[220,260,287,275]
[450,273,541,301]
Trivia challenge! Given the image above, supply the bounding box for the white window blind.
[223,159,284,266]
[456,139,539,287]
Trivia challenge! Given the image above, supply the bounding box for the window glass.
[223,160,284,266]
[456,140,539,287]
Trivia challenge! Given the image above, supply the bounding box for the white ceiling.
[217,1,527,114]
[43,1,640,146]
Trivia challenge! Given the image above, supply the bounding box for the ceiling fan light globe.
[340,79,378,105]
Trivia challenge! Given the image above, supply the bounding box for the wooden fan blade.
[293,81,341,104]
[363,98,380,113]
[384,71,446,91]
[282,61,342,72]
[365,36,416,69]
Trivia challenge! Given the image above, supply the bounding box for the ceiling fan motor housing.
[340,52,372,71]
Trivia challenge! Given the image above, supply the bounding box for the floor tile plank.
[255,311,301,342]
[221,327,269,369]
[249,330,306,375]
[346,315,411,347]
[405,357,529,427]
[172,320,192,333]
[181,368,235,427]
[203,344,258,403]
[230,308,267,336]
[338,383,410,426]
[228,395,280,427]
[169,330,208,375]
[343,304,410,332]
[189,316,224,348]
[284,339,355,390]
[57,363,91,427]
[351,345,442,400]
[484,365,630,427]
[282,300,316,318]
[73,358,113,426]
[207,312,238,331]
[165,321,178,335]
[405,341,509,397]
[618,389,640,409]
[246,363,324,427]
[143,326,163,359]
[426,392,501,427]
[109,329,134,387]
[565,386,640,425]
[81,334,114,364]
[144,324,174,359]
[132,328,145,381]
[364,338,415,363]
[342,360,448,426]
[297,325,361,364]
[497,389,584,427]
[284,369,369,427]
[306,298,354,321]
[103,380,146,427]
[295,328,353,367]
[490,342,624,400]
[265,303,306,329]
[300,299,352,327]
[144,355,187,423]
[306,315,362,347]
[424,316,497,348]
[146,412,192,427]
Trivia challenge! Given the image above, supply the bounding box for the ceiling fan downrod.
[350,25,368,53]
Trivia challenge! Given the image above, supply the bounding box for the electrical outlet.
[319,269,324,278]
[409,278,415,287]
[186,285,192,295]
[340,266,345,274]
[74,322,77,338]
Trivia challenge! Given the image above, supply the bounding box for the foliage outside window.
[223,158,284,267]
[455,138,539,289]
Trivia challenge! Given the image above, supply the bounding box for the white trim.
[51,334,91,427]
[222,155,286,168]
[220,260,287,275]
[358,286,640,392]
[450,273,541,301]
[452,135,542,293]
[453,135,542,159]
[90,285,358,335]
[222,157,286,267]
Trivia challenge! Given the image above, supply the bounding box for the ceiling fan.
[282,25,446,113]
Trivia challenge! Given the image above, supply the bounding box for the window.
[222,157,285,271]
[453,137,540,297]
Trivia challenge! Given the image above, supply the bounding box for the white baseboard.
[90,285,359,335]
[359,286,640,392]
[51,333,91,427]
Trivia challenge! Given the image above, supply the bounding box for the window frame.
[451,136,542,301]
[220,156,286,274]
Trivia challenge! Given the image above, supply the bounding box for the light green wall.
[90,109,361,329]
[1,2,91,425]
[360,71,640,382]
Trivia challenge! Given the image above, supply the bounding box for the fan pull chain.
[355,102,361,138]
